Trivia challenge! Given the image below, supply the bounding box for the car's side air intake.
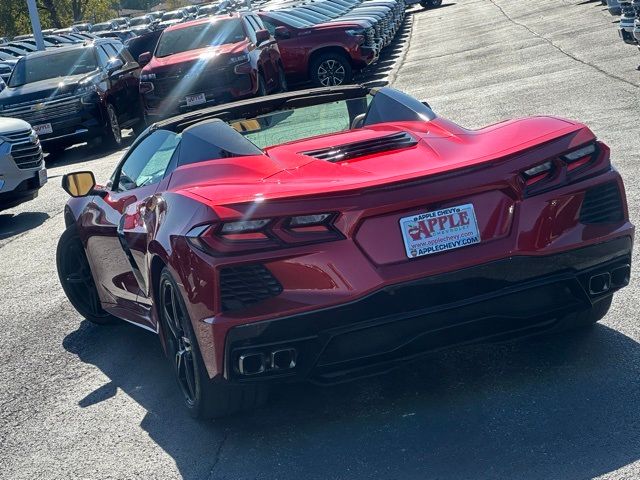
[580,182,624,224]
[220,264,283,312]
[301,131,417,163]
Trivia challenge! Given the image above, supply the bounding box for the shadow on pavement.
[63,319,640,479]
[0,211,50,240]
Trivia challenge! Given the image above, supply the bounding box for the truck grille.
[365,28,375,46]
[3,129,44,169]
[220,264,283,312]
[1,96,82,125]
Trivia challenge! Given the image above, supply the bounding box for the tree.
[0,0,117,35]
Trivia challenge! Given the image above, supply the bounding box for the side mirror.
[138,51,152,66]
[274,26,291,40]
[255,29,270,45]
[107,58,124,73]
[62,171,97,197]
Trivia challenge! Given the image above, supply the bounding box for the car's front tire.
[277,64,288,93]
[158,267,268,419]
[56,226,116,325]
[310,52,352,87]
[101,103,123,150]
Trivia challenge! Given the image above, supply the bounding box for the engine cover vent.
[301,131,417,163]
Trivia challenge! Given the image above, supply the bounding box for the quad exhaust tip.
[237,348,297,376]
[588,264,631,296]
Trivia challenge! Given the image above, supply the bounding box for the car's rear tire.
[277,64,288,93]
[310,52,352,87]
[56,226,117,325]
[420,0,442,8]
[557,295,613,331]
[158,268,269,419]
[101,103,123,150]
[256,72,267,97]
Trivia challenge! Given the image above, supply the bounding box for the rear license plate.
[33,123,52,136]
[185,93,206,107]
[399,203,481,259]
[37,168,47,186]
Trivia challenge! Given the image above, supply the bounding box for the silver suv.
[0,117,46,211]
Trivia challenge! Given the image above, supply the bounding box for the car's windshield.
[230,96,370,149]
[155,19,245,57]
[162,11,183,20]
[90,23,111,32]
[130,17,150,26]
[8,48,97,87]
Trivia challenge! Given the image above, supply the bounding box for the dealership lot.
[1,0,640,478]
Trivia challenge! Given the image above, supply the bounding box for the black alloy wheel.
[102,103,123,149]
[158,267,270,419]
[56,227,115,324]
[277,64,288,92]
[160,271,199,407]
[256,72,267,97]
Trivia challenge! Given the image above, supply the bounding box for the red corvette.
[57,86,634,418]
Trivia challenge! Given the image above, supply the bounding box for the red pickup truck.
[138,12,286,122]
[258,10,378,86]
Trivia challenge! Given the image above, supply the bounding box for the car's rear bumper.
[223,236,632,385]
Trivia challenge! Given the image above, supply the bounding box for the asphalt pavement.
[1,1,640,479]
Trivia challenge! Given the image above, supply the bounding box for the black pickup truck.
[0,38,144,155]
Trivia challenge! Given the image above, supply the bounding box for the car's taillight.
[522,161,554,186]
[562,143,598,172]
[521,141,607,196]
[139,81,154,94]
[187,213,342,255]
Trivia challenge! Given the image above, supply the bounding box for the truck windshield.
[90,23,112,32]
[8,49,98,87]
[155,19,245,57]
[130,17,150,26]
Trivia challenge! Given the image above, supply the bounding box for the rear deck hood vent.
[301,131,417,163]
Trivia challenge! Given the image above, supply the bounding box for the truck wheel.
[101,103,123,150]
[158,267,269,419]
[420,0,443,8]
[277,64,288,93]
[256,72,267,97]
[310,53,352,87]
[56,226,117,325]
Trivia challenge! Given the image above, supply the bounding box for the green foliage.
[0,0,118,36]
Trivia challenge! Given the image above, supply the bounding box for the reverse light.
[522,161,553,186]
[288,213,331,227]
[562,143,597,171]
[220,219,270,234]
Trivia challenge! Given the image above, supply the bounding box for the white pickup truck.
[0,117,47,211]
